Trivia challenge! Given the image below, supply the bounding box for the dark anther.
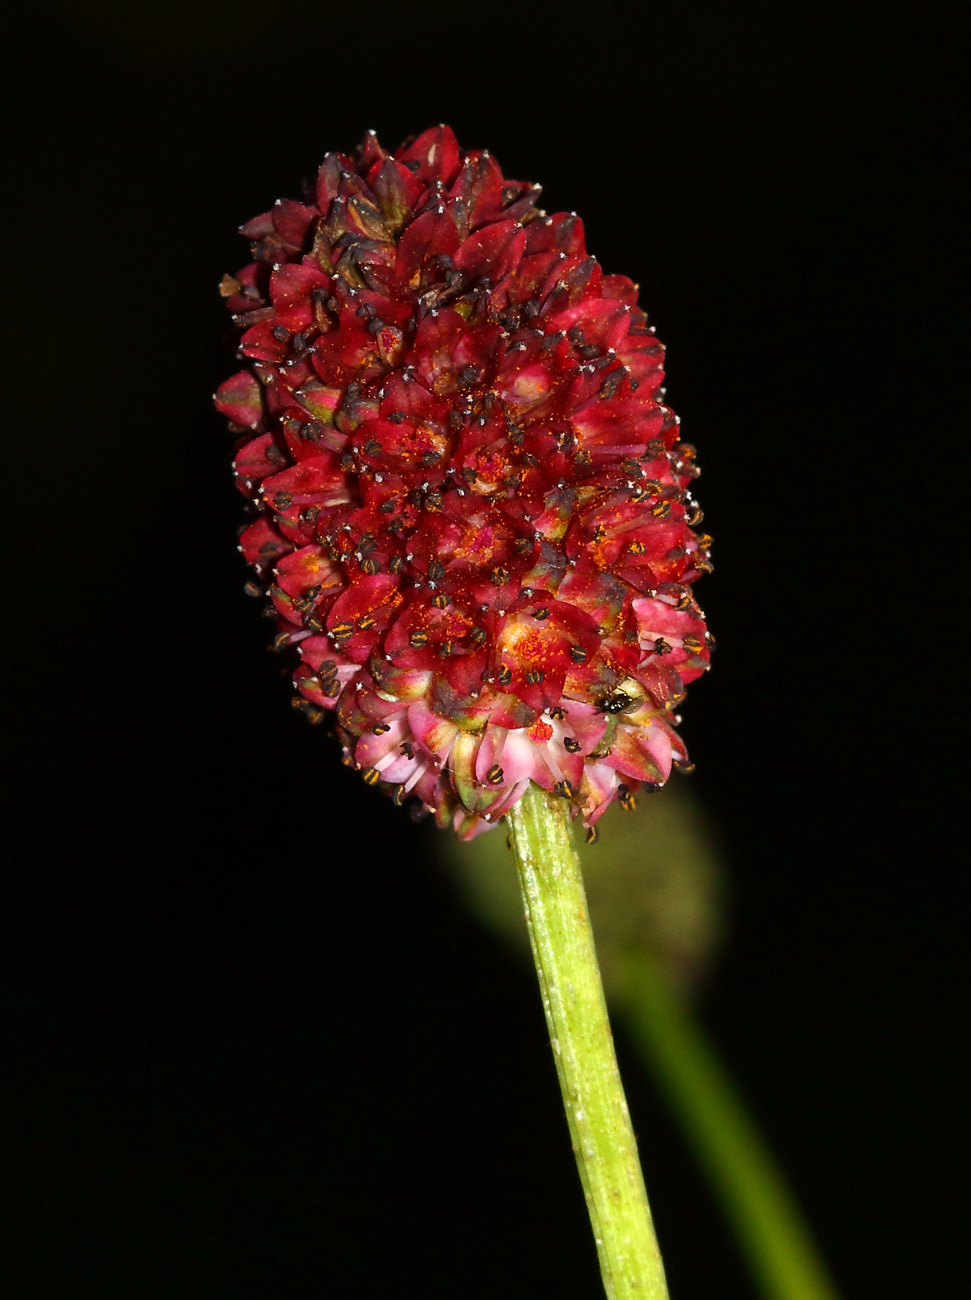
[532,608,550,620]
[358,613,377,631]
[363,439,382,456]
[425,491,443,512]
[273,491,293,509]
[243,581,262,598]
[471,626,487,644]
[674,760,696,774]
[432,592,450,609]
[362,767,380,785]
[438,640,453,658]
[643,439,664,458]
[682,635,704,654]
[585,825,599,844]
[271,631,292,651]
[617,783,637,811]
[301,421,324,442]
[651,501,672,519]
[340,454,356,472]
[525,669,545,684]
[569,645,588,664]
[372,723,391,735]
[448,409,464,430]
[387,411,405,424]
[491,566,509,586]
[331,622,354,641]
[579,343,599,358]
[380,500,396,514]
[549,706,567,721]
[400,742,415,759]
[564,737,581,753]
[389,555,404,574]
[686,504,704,526]
[497,665,512,686]
[271,325,291,343]
[291,698,324,725]
[304,613,325,633]
[420,451,440,467]
[553,780,575,799]
[599,370,624,400]
[428,559,446,584]
[487,764,504,785]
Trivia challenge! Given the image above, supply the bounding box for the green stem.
[615,954,841,1300]
[506,784,670,1300]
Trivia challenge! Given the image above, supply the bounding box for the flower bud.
[217,127,712,838]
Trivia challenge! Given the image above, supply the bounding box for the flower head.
[216,127,712,838]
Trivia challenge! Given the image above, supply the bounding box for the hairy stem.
[506,784,670,1300]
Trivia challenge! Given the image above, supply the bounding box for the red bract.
[216,127,712,838]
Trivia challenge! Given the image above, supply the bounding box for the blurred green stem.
[506,784,669,1300]
[615,953,841,1300]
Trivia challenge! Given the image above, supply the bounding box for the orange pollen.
[527,720,554,743]
[517,628,551,664]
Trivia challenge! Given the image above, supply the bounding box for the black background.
[4,2,967,1297]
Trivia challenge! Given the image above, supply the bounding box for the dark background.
[4,2,966,1296]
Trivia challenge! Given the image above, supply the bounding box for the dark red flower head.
[216,126,712,838]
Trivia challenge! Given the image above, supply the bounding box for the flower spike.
[217,127,712,838]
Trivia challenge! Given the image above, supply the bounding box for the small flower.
[216,127,712,838]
